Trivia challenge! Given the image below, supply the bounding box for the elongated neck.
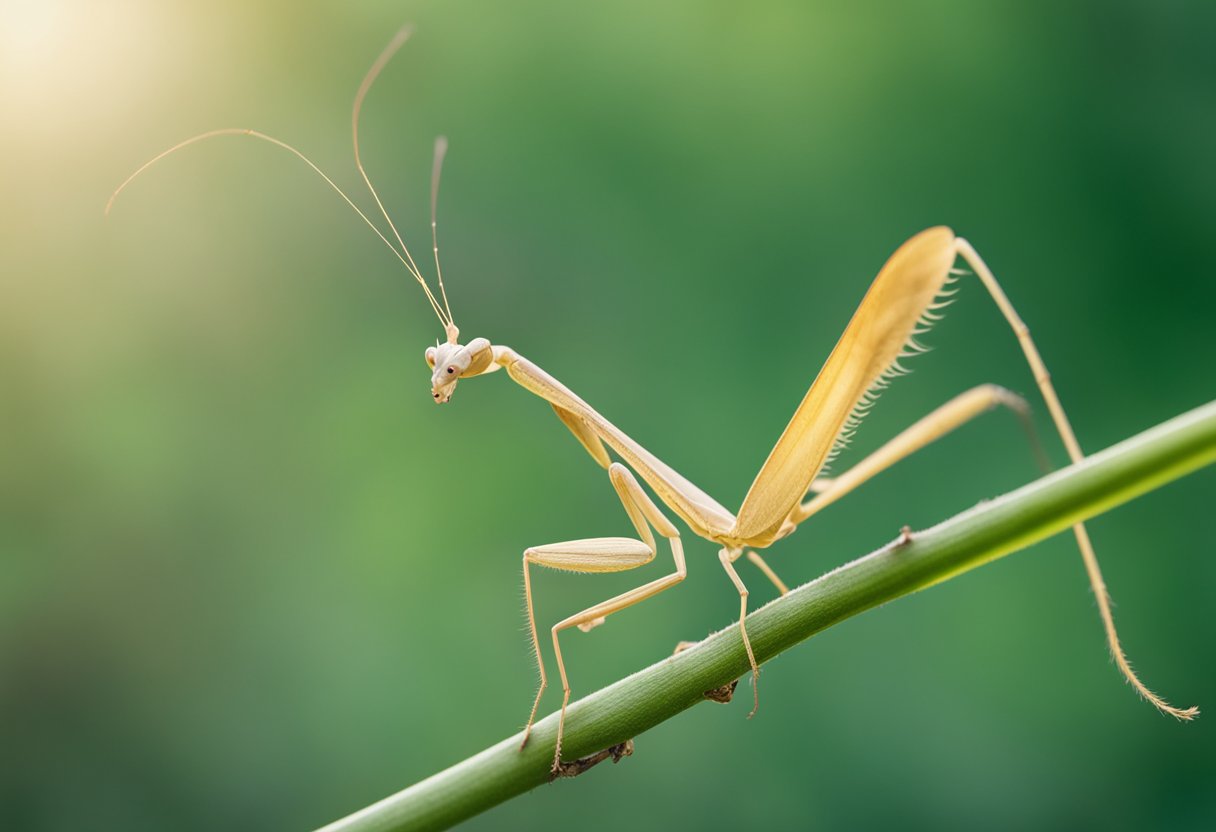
[491,344,737,540]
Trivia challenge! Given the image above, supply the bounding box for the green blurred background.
[3,1,1214,829]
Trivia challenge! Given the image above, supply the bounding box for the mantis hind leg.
[955,238,1196,720]
[520,463,688,774]
[741,384,1043,597]
[790,384,1045,527]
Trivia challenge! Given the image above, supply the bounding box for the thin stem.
[315,400,1216,832]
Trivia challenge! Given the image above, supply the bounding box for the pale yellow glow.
[0,0,180,140]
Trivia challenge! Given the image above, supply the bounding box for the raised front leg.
[520,462,687,774]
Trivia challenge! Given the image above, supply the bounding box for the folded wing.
[732,226,958,546]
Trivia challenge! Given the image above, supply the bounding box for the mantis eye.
[446,367,455,375]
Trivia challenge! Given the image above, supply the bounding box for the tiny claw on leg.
[550,740,635,780]
[898,525,914,546]
[675,638,740,702]
[704,679,739,703]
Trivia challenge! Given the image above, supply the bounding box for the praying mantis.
[108,28,1197,777]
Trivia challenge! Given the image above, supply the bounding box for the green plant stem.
[316,400,1216,832]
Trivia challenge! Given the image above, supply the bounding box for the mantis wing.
[732,226,958,545]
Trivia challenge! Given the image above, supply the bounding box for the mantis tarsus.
[108,27,1197,777]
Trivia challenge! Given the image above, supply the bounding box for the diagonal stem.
[316,400,1216,832]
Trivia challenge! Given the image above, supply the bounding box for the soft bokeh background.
[3,1,1214,829]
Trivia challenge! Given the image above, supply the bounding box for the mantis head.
[425,325,494,404]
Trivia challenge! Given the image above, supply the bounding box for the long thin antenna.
[105,128,449,327]
[351,25,450,326]
[430,135,453,325]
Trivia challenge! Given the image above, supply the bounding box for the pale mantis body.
[109,28,1196,777]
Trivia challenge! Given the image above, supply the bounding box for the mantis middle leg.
[520,462,687,772]
[719,547,761,717]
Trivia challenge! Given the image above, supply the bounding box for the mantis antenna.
[350,25,459,341]
[105,33,452,331]
[431,135,453,327]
